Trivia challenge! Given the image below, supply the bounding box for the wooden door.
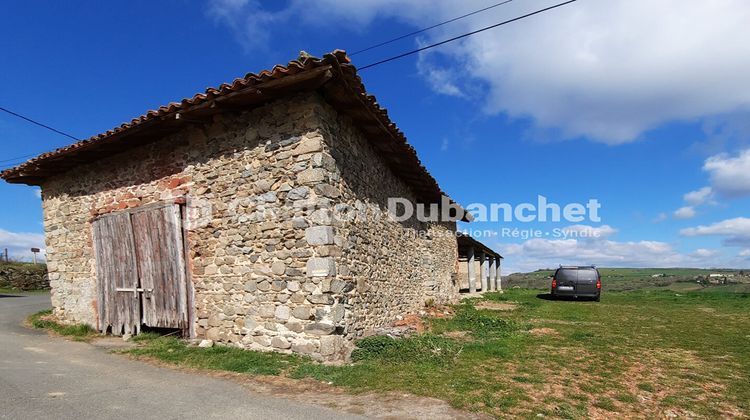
[92,203,188,334]
[92,212,141,335]
[131,204,189,329]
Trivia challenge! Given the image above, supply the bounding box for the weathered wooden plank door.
[131,204,189,329]
[92,212,141,335]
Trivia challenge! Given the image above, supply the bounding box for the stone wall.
[316,104,459,338]
[41,91,458,361]
[0,263,49,290]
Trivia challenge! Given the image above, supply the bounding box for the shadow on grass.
[536,293,599,302]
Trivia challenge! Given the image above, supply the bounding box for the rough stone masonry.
[39,92,460,361]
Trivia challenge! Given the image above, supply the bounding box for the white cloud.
[703,149,750,198]
[683,186,713,206]
[690,248,719,259]
[675,149,750,216]
[739,249,750,258]
[653,213,668,223]
[562,224,617,238]
[680,217,750,246]
[427,0,750,144]
[0,229,46,262]
[207,0,750,144]
[206,0,288,51]
[673,206,696,220]
[499,224,718,273]
[674,186,713,220]
[416,48,465,98]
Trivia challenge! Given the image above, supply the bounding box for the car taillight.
[551,278,557,288]
[596,277,601,289]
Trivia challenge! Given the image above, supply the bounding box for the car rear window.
[556,268,599,280]
[578,269,599,281]
[556,269,578,280]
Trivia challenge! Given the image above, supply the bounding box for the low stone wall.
[0,263,49,290]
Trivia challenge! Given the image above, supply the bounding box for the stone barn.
[1,51,493,361]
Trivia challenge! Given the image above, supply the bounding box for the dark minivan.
[551,266,601,301]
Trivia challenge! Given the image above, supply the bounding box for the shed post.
[467,246,476,293]
[496,259,503,293]
[479,252,487,292]
[489,257,497,291]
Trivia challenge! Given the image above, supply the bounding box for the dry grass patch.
[474,301,519,311]
[442,330,473,341]
[528,327,559,337]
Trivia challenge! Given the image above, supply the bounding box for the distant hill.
[504,267,750,293]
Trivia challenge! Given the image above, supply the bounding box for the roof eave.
[0,50,468,216]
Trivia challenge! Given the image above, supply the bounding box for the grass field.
[111,284,750,418]
[29,269,749,418]
[506,267,750,293]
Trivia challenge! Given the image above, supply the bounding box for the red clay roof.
[0,50,459,210]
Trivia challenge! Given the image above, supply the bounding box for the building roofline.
[457,232,503,259]
[0,50,467,216]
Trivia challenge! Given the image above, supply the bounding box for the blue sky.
[2,0,750,272]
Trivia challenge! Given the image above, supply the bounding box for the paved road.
[0,292,361,420]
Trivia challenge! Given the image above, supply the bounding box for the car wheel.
[594,295,601,302]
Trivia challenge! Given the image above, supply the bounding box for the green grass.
[117,287,750,418]
[28,310,98,341]
[431,302,527,337]
[615,392,638,404]
[350,334,463,363]
[593,396,618,411]
[637,382,655,392]
[125,336,300,375]
[129,331,162,342]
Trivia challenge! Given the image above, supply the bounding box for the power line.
[0,156,33,167]
[0,106,80,168]
[1,1,576,169]
[358,0,577,71]
[0,106,80,141]
[0,161,29,171]
[349,0,514,56]
[0,153,37,164]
